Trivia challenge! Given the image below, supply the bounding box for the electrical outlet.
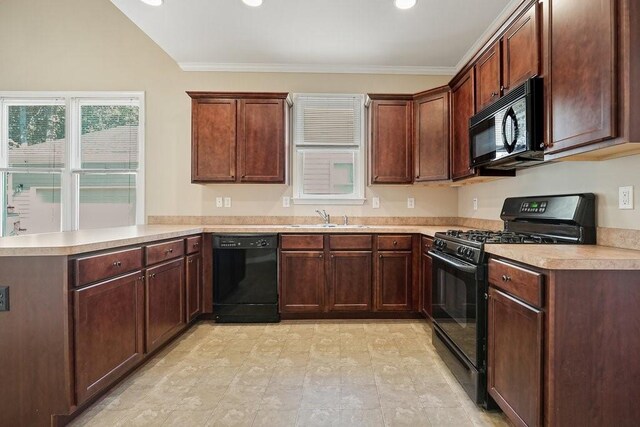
[282,196,290,208]
[216,197,223,208]
[372,197,380,209]
[407,197,415,209]
[619,186,634,209]
[473,198,478,211]
[224,197,232,208]
[0,286,9,312]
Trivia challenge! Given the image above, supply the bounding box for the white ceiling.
[111,0,516,75]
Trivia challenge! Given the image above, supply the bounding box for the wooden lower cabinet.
[186,252,202,322]
[73,271,145,404]
[488,286,543,427]
[327,251,372,311]
[375,251,413,311]
[279,251,325,313]
[420,250,432,317]
[146,258,186,353]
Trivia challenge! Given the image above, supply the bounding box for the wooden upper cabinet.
[190,98,237,182]
[502,3,539,93]
[369,96,413,184]
[414,87,450,182]
[475,42,502,111]
[545,0,616,154]
[238,99,285,182]
[451,70,476,180]
[188,92,289,183]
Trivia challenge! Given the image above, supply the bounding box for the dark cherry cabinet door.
[327,251,372,312]
[451,70,476,180]
[185,253,201,322]
[488,287,543,427]
[146,258,185,353]
[420,251,432,318]
[191,99,237,182]
[475,43,502,111]
[502,3,539,93]
[545,0,616,154]
[414,88,450,181]
[374,251,412,311]
[238,99,285,183]
[73,271,145,404]
[280,251,325,313]
[370,100,413,184]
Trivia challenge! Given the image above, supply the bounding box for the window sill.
[292,198,366,205]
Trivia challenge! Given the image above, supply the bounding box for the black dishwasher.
[212,234,279,323]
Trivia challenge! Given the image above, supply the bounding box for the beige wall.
[2,0,636,227]
[458,154,640,230]
[0,0,456,219]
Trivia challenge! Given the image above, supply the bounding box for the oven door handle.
[428,250,478,274]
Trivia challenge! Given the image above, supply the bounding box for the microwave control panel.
[521,201,547,214]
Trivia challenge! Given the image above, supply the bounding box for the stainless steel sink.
[285,224,369,229]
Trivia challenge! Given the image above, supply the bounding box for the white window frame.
[0,91,145,236]
[291,93,366,205]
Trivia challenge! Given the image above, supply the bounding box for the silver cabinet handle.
[112,261,122,267]
[502,275,511,282]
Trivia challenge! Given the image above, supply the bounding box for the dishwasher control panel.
[212,234,278,249]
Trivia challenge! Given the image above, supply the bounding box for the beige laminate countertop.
[0,224,639,270]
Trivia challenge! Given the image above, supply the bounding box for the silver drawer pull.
[112,261,122,267]
[502,275,511,282]
[166,248,174,254]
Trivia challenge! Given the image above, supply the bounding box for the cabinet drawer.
[377,235,412,251]
[329,235,372,250]
[146,239,185,265]
[488,258,543,308]
[186,235,202,254]
[280,234,324,250]
[421,236,434,253]
[74,247,144,287]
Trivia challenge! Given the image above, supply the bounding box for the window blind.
[294,95,363,146]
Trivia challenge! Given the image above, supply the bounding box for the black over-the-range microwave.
[469,77,544,170]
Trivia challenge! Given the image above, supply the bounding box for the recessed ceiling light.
[242,0,263,7]
[140,0,163,6]
[394,0,416,9]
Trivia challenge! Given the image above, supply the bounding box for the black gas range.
[429,193,596,408]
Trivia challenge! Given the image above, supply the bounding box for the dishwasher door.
[213,234,279,323]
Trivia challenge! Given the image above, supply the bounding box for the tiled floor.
[71,320,509,427]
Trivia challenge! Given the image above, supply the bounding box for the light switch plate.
[407,197,415,209]
[372,197,380,209]
[619,186,634,209]
[473,198,478,211]
[282,196,290,208]
[224,197,232,208]
[216,197,223,208]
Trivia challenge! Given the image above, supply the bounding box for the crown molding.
[454,0,527,72]
[179,62,456,76]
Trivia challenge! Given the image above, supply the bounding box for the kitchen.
[0,0,640,425]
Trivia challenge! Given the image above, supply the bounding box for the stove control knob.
[457,247,464,255]
[465,248,474,258]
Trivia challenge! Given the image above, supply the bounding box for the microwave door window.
[471,117,497,165]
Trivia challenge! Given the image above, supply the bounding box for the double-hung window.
[292,94,365,204]
[0,92,144,237]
